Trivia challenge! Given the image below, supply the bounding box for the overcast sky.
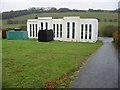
[0,0,119,12]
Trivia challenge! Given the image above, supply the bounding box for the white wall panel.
[27,17,98,42]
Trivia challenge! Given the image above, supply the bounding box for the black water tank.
[38,29,53,42]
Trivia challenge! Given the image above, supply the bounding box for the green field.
[2,12,118,31]
[2,40,102,88]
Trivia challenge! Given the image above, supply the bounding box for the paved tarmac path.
[70,37,118,88]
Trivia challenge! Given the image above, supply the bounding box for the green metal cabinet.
[6,30,28,40]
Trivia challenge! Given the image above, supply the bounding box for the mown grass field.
[2,12,118,31]
[2,40,102,88]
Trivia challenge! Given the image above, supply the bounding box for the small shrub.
[104,18,107,22]
[19,25,27,31]
[109,19,113,22]
[114,19,118,22]
[2,30,8,38]
[113,27,120,47]
[101,25,117,37]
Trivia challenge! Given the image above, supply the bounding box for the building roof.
[38,17,52,20]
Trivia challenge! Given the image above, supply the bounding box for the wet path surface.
[70,37,118,88]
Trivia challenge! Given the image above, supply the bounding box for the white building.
[27,16,98,42]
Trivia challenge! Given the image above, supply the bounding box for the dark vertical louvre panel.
[81,24,84,39]
[60,24,62,38]
[36,24,37,37]
[67,22,70,38]
[33,24,34,37]
[89,24,92,39]
[53,24,55,37]
[57,24,59,37]
[41,22,43,30]
[30,24,32,37]
[85,24,87,39]
[46,22,48,29]
[72,22,75,39]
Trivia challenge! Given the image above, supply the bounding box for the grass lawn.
[2,39,103,88]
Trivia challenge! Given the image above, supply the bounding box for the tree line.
[2,7,119,20]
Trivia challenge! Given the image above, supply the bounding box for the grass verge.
[2,40,103,88]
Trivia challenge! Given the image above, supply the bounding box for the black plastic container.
[38,29,53,42]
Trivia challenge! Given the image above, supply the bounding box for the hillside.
[2,12,118,33]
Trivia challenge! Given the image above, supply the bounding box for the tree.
[115,8,120,13]
[49,7,57,12]
[88,8,94,12]
[58,8,71,12]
